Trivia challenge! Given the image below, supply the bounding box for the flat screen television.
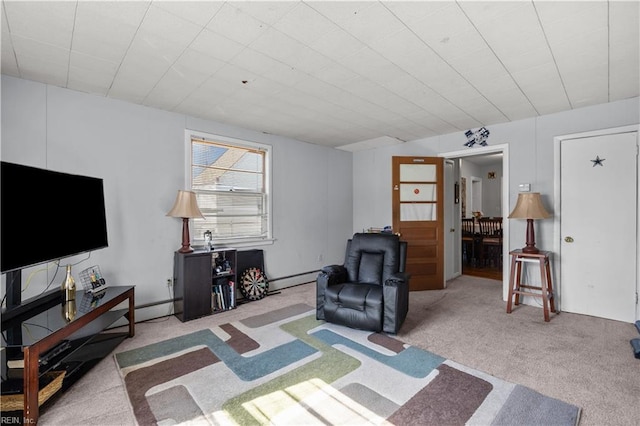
[1,161,109,306]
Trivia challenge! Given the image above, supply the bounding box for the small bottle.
[61,264,76,301]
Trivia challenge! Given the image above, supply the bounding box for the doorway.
[440,144,510,300]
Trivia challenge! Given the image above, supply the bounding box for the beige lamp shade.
[508,192,551,219]
[508,192,551,254]
[166,190,204,219]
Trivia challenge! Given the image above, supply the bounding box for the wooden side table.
[506,249,556,322]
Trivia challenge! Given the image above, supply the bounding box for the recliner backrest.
[344,233,402,285]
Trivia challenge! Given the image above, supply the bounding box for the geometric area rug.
[114,303,581,426]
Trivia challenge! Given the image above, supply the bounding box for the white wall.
[1,76,353,321]
[353,97,639,252]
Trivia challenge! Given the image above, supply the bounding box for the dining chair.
[461,218,478,266]
[479,218,503,268]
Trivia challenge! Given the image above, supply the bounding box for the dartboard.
[239,267,268,300]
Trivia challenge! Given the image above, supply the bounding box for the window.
[187,132,271,245]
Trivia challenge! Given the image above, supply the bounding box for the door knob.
[450,228,455,232]
[564,236,574,243]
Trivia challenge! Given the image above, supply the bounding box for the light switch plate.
[518,183,531,192]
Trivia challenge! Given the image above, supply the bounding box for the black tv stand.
[1,286,135,425]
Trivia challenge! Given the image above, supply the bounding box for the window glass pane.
[190,136,269,242]
[399,184,436,202]
[400,203,437,221]
[400,164,436,182]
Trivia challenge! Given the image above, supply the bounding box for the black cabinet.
[173,249,237,322]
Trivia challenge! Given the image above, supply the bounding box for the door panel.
[560,131,637,322]
[392,156,444,290]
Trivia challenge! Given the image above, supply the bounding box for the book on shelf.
[7,359,24,369]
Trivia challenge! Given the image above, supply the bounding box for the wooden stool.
[506,249,556,322]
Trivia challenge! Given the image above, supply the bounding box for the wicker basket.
[0,371,66,411]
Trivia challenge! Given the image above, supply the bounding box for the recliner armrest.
[320,265,348,284]
[316,265,348,321]
[386,271,410,285]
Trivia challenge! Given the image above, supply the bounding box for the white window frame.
[185,130,273,248]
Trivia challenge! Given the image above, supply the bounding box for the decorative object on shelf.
[204,230,213,252]
[79,265,107,293]
[239,267,269,300]
[464,127,490,147]
[591,155,605,167]
[472,211,483,219]
[0,371,66,411]
[61,264,76,302]
[508,192,551,254]
[62,299,76,322]
[166,190,204,253]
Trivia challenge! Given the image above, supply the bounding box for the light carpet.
[114,303,581,426]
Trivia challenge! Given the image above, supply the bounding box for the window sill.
[193,239,275,251]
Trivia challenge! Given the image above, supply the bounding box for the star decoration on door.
[591,155,605,167]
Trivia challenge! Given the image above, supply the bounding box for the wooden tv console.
[1,286,134,424]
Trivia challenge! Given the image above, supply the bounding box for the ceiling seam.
[66,1,78,88]
[105,1,153,97]
[2,1,21,78]
[532,1,572,110]
[607,0,611,103]
[455,1,539,118]
[140,3,230,108]
[378,1,486,128]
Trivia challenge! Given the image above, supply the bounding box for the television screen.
[1,161,109,273]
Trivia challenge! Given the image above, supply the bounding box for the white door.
[560,131,638,322]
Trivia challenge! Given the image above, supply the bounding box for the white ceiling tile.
[248,27,305,64]
[409,3,475,44]
[189,29,245,62]
[273,3,337,46]
[1,12,18,76]
[127,28,187,66]
[381,1,451,27]
[69,51,119,76]
[305,1,376,26]
[140,4,202,46]
[152,1,223,27]
[12,34,69,69]
[3,1,75,49]
[232,1,299,26]
[72,28,137,65]
[230,48,281,76]
[206,3,270,46]
[20,65,67,87]
[290,48,333,73]
[312,63,359,86]
[109,71,156,103]
[535,1,607,42]
[174,48,225,79]
[76,1,150,27]
[309,27,365,61]
[334,2,407,45]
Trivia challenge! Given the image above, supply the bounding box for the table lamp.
[508,192,551,254]
[167,190,204,253]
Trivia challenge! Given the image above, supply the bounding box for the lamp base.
[178,217,193,253]
[521,218,539,254]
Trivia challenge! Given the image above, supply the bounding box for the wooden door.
[560,131,638,322]
[392,156,444,291]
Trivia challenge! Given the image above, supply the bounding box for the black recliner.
[316,233,410,334]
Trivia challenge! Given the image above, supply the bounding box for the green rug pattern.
[115,303,581,425]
